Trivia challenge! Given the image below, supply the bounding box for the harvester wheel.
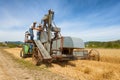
[32,48,43,66]
[20,48,26,58]
[88,49,100,61]
[32,53,39,66]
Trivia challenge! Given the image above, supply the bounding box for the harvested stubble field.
[4,48,120,80]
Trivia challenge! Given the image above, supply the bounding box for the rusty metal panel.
[40,31,53,43]
[63,37,85,48]
[52,38,62,56]
[73,51,84,56]
[40,31,48,43]
[53,39,61,49]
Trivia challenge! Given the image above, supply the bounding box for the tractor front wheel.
[20,48,26,58]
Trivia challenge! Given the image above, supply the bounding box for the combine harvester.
[20,10,100,65]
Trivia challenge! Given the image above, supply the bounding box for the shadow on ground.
[43,61,76,68]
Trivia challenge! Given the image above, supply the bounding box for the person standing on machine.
[34,24,43,40]
[29,22,36,40]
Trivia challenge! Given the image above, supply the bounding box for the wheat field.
[4,48,120,80]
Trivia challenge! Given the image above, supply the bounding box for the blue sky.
[0,0,120,42]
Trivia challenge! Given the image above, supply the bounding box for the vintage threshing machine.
[20,10,100,65]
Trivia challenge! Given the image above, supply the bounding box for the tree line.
[0,41,23,48]
[85,40,120,49]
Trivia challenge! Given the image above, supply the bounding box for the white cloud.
[59,21,120,41]
[0,30,24,42]
[57,20,90,30]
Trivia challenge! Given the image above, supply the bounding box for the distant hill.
[0,41,23,48]
[85,40,120,49]
[4,41,23,45]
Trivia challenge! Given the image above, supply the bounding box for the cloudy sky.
[0,0,120,42]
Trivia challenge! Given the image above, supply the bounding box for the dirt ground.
[0,48,75,80]
[2,48,120,80]
[0,49,34,80]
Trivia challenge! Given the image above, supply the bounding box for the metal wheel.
[88,49,100,61]
[32,47,43,66]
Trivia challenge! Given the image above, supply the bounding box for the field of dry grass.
[3,48,120,80]
[98,49,120,64]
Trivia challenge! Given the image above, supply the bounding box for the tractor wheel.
[20,48,26,58]
[32,48,43,66]
[88,49,100,61]
[32,53,40,66]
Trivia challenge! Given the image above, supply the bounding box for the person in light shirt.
[34,24,43,40]
[29,22,36,40]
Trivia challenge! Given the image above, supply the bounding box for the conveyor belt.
[34,40,51,59]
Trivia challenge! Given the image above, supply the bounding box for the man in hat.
[34,24,43,40]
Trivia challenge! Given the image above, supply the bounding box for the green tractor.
[20,43,33,58]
